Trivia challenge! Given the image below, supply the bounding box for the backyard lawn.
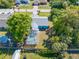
[20,53,53,59]
[0,51,52,59]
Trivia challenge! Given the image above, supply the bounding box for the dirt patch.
[36,31,48,49]
[70,54,79,59]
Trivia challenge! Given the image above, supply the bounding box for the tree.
[44,5,79,59]
[49,6,79,48]
[69,0,78,4]
[50,0,69,9]
[7,13,32,43]
[43,36,68,59]
[0,0,14,8]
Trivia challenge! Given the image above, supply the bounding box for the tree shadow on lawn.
[35,49,58,58]
[0,48,15,57]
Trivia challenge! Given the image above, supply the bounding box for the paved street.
[0,9,51,13]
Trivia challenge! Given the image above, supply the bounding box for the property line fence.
[1,47,79,53]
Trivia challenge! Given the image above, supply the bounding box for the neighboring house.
[76,1,79,5]
[39,0,47,5]
[0,14,10,28]
[34,0,47,5]
[15,0,30,5]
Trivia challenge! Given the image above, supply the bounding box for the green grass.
[20,53,53,59]
[38,12,50,17]
[0,54,12,59]
[0,49,13,59]
[0,51,52,59]
[38,3,51,9]
[14,12,50,17]
[39,5,51,9]
[14,12,32,16]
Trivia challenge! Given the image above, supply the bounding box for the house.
[15,0,30,5]
[32,16,49,31]
[0,9,14,29]
[33,0,47,5]
[76,1,79,5]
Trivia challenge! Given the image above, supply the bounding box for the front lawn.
[38,12,50,17]
[0,49,52,59]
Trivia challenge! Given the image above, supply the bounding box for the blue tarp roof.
[0,36,9,43]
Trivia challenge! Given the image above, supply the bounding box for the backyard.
[0,48,77,59]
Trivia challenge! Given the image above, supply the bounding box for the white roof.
[0,9,14,20]
[32,16,48,26]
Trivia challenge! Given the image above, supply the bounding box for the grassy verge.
[38,3,51,9]
[14,12,32,16]
[38,12,50,17]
